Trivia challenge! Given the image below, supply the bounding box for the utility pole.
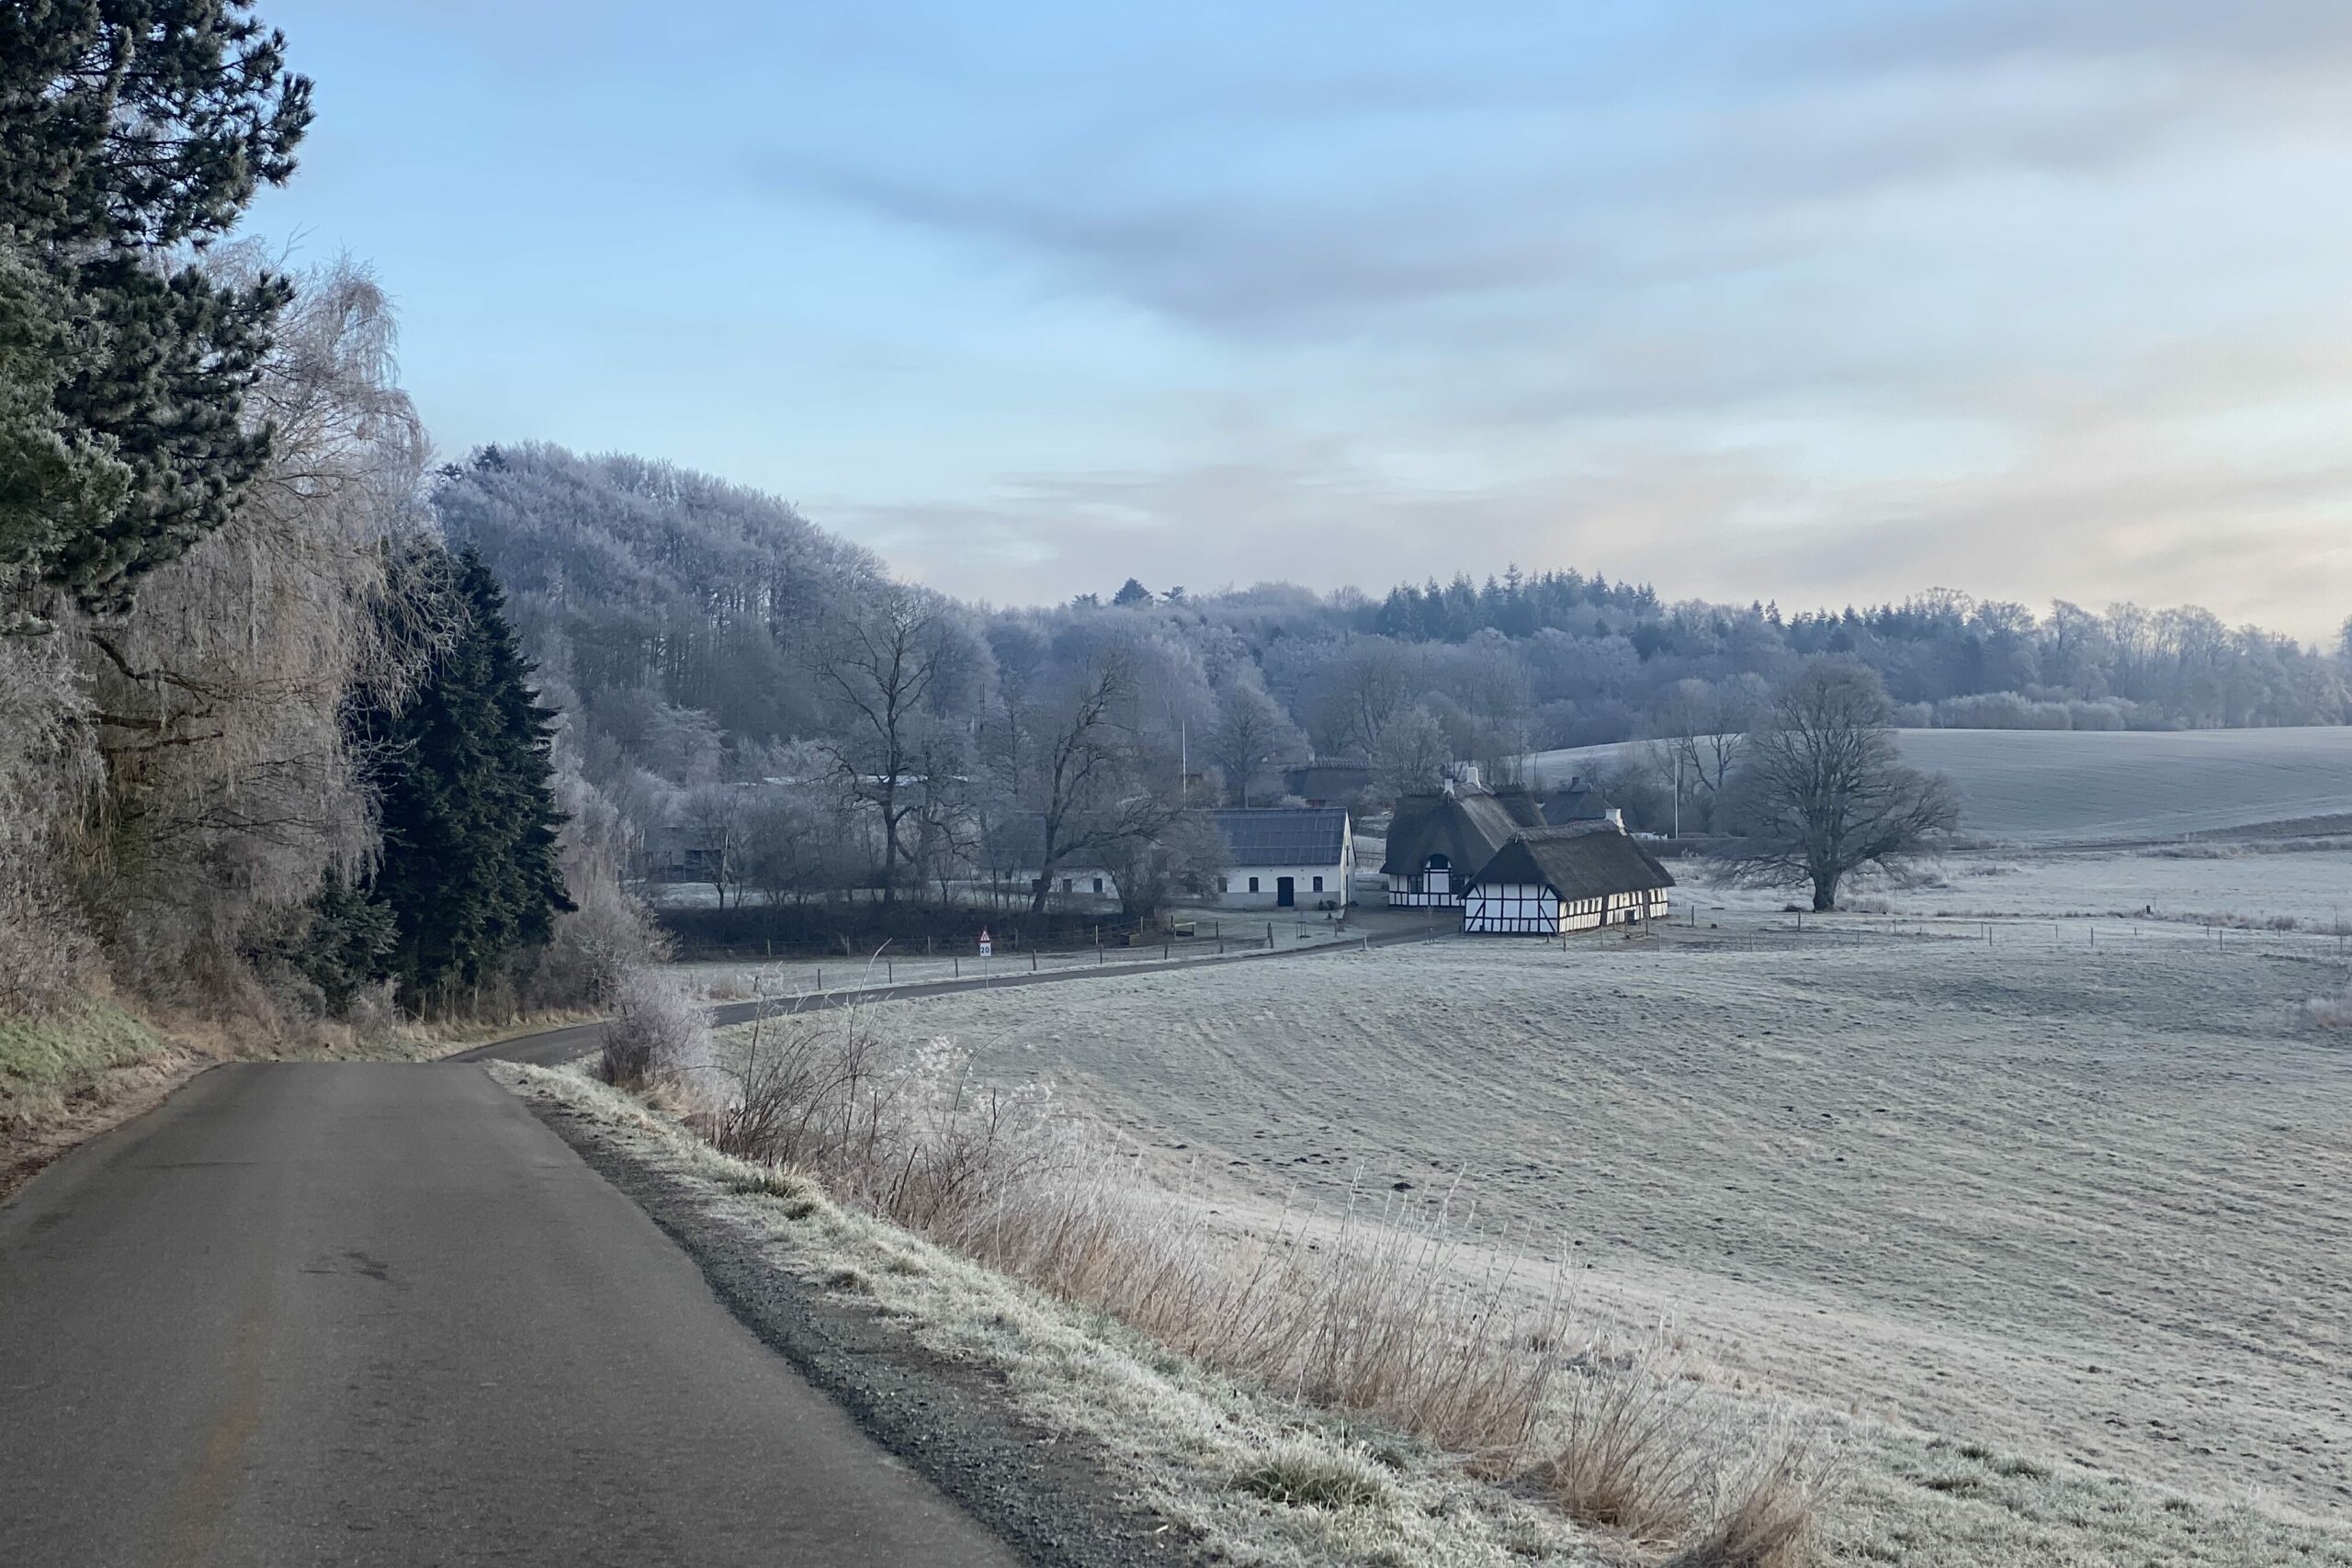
[1672,748,1681,840]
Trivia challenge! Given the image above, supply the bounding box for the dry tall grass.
[676,995,1825,1558]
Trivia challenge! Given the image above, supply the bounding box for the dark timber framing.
[1460,827,1675,935]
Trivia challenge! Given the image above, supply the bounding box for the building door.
[1277,876,1295,908]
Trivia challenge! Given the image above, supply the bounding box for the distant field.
[1529,726,2352,843]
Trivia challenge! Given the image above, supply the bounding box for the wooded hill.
[435,443,2352,900]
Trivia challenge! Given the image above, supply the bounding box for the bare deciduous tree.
[1373,704,1456,798]
[1209,681,1304,806]
[678,784,748,908]
[68,253,436,1003]
[1713,660,1959,910]
[1102,808,1227,921]
[808,582,970,903]
[1022,649,1181,913]
[1647,674,1766,833]
[1317,637,1419,756]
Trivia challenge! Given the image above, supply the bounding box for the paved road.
[0,1062,1023,1568]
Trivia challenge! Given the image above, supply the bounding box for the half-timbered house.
[1460,827,1674,934]
[1381,785,1545,908]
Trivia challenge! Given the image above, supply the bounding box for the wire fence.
[670,917,1368,998]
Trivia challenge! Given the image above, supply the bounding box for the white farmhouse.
[1460,827,1674,935]
[1209,807,1351,910]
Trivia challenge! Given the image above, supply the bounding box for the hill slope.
[1530,727,2352,844]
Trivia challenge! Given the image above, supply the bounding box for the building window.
[1248,876,1260,893]
[1092,876,1103,894]
[1060,878,1071,893]
[1312,875,1323,892]
[1219,876,1229,893]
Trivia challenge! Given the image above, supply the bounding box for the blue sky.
[247,2,2352,637]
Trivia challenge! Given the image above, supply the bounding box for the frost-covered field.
[865,875,2352,1562]
[1697,842,2352,932]
[1531,726,2352,844]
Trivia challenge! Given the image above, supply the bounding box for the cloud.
[827,319,2352,643]
[322,0,2352,641]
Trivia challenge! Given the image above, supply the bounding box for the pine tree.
[250,869,397,1016]
[0,0,312,614]
[357,545,571,1013]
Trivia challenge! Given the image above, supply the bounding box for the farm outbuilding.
[1460,826,1675,934]
[1381,784,1546,908]
[1210,807,1352,909]
[1539,775,1623,830]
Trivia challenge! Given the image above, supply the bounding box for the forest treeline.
[437,441,2352,909]
[1,3,629,1036]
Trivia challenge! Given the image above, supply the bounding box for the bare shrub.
[1541,1340,1722,1534]
[597,968,718,1099]
[717,1008,1054,1233]
[525,858,664,1012]
[2306,988,2352,1029]
[1663,1448,1823,1568]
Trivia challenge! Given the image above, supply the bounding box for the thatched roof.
[1380,786,1544,875]
[1464,827,1676,899]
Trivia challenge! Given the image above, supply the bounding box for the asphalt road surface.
[0,1062,1023,1568]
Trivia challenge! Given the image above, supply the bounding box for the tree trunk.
[1028,875,1049,915]
[1812,872,1838,911]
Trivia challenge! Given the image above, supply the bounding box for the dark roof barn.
[1282,759,1374,806]
[1540,776,1616,825]
[1211,807,1350,867]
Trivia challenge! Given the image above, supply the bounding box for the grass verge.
[0,997,198,1201]
[495,1058,1628,1568]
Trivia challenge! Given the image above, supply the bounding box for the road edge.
[510,1075,1209,1568]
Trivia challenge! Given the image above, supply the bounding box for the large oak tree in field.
[1714,659,1957,911]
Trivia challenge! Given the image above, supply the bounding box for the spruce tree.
[357,545,571,1012]
[1,0,312,614]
